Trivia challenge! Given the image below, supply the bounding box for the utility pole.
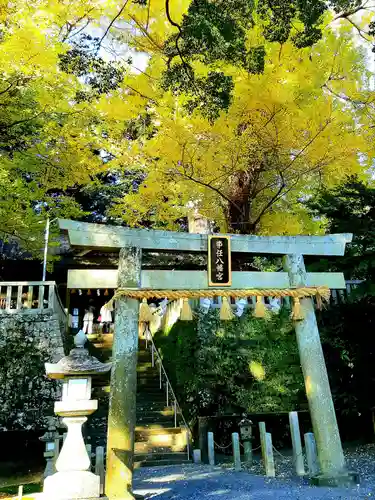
[42,217,50,282]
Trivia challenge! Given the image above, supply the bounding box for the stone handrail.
[146,328,192,461]
[0,281,66,315]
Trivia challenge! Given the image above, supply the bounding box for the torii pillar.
[284,254,358,486]
[105,246,141,499]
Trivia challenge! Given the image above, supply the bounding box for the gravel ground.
[133,444,375,499]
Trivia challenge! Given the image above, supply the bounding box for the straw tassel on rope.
[315,292,323,310]
[220,296,234,320]
[180,298,193,320]
[253,296,268,318]
[291,297,304,321]
[139,298,154,323]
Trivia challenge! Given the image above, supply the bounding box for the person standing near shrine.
[99,301,113,333]
[82,300,95,334]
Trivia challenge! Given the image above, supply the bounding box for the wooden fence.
[0,281,67,322]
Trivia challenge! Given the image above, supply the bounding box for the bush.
[319,296,375,415]
[154,308,306,420]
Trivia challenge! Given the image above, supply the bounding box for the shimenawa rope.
[106,286,330,321]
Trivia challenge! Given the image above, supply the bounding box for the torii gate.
[59,219,355,498]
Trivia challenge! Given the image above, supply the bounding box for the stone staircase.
[135,338,190,467]
[87,333,190,468]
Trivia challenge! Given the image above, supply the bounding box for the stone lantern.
[43,330,111,500]
[239,416,253,465]
[39,416,61,478]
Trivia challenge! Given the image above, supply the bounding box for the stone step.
[138,350,151,356]
[134,442,187,454]
[136,393,167,402]
[136,420,178,429]
[136,404,170,413]
[137,409,175,417]
[134,452,188,462]
[134,458,191,468]
[137,394,167,401]
[137,380,162,389]
[137,416,176,426]
[137,370,159,377]
[137,383,161,390]
[137,363,154,372]
[135,426,186,439]
[137,389,166,396]
[137,357,152,364]
[137,385,166,393]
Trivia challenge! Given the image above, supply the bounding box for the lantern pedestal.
[43,406,101,499]
[43,331,111,500]
[44,471,100,500]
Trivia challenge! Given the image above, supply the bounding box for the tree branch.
[251,172,286,229]
[0,81,16,97]
[128,14,164,52]
[165,0,182,33]
[146,0,151,31]
[333,1,372,21]
[165,0,198,91]
[344,17,372,42]
[65,19,91,42]
[97,1,130,52]
[282,119,333,172]
[125,83,158,104]
[0,109,47,130]
[61,8,96,42]
[176,165,243,214]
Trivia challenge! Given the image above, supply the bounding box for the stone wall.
[0,310,65,362]
[0,310,65,430]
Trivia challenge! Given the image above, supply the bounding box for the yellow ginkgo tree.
[108,21,375,235]
[0,0,124,253]
[2,0,375,249]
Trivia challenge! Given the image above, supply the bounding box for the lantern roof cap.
[45,331,112,379]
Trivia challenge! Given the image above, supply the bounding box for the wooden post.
[53,437,60,471]
[289,411,305,476]
[38,284,45,310]
[243,441,252,466]
[258,422,266,468]
[265,433,275,477]
[105,246,141,500]
[283,254,350,483]
[232,432,241,471]
[193,449,202,464]
[95,446,105,495]
[86,444,92,466]
[304,432,320,477]
[207,431,215,466]
[198,417,209,463]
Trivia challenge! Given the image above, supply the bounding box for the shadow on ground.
[133,464,373,500]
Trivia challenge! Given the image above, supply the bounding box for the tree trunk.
[227,172,254,234]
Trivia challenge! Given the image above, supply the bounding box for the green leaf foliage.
[154,307,306,420]
[162,0,375,118]
[319,296,375,415]
[307,176,375,285]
